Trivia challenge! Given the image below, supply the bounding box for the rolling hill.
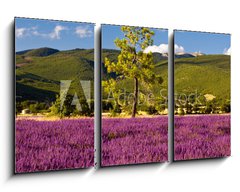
[17,47,60,57]
[16,48,94,103]
[101,51,230,103]
[174,54,230,100]
[16,48,230,105]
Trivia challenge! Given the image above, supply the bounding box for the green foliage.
[156,104,166,112]
[104,27,162,85]
[21,100,31,109]
[29,102,48,114]
[146,105,158,115]
[103,26,163,117]
[184,102,193,114]
[15,101,48,114]
[113,102,121,113]
[16,102,23,114]
[49,95,62,117]
[204,104,213,114]
[102,100,113,112]
[121,104,133,115]
[179,106,185,116]
[49,95,93,118]
[50,95,73,118]
[204,100,218,114]
[29,104,38,114]
[221,100,231,113]
[192,103,200,113]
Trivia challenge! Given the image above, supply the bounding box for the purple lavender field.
[174,114,231,161]
[15,118,94,173]
[101,116,168,167]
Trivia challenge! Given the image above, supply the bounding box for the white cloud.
[16,25,67,40]
[16,27,38,38]
[144,44,184,54]
[144,44,168,54]
[223,47,231,55]
[33,25,67,40]
[175,44,185,53]
[49,25,67,39]
[16,28,27,38]
[75,26,93,38]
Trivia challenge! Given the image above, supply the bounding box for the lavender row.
[16,114,230,172]
[101,117,168,166]
[16,119,94,173]
[174,115,231,161]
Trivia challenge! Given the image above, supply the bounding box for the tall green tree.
[104,26,163,117]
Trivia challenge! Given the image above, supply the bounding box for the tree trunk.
[131,77,138,117]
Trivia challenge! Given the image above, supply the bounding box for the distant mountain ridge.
[16,47,60,57]
[16,49,33,55]
[175,52,205,58]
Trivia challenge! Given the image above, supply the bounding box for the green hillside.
[174,55,230,100]
[24,47,59,57]
[101,49,168,110]
[16,48,94,103]
[16,47,59,56]
[101,49,168,80]
[101,52,230,114]
[16,48,230,108]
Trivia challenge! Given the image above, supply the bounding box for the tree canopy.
[104,26,163,117]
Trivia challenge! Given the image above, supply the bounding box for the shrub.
[146,105,158,115]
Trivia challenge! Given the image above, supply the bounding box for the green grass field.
[174,55,230,100]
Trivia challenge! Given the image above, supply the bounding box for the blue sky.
[174,30,231,54]
[15,18,94,51]
[102,24,168,51]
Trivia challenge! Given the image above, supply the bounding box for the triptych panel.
[15,18,95,173]
[101,25,168,166]
[174,30,231,161]
[15,17,231,173]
